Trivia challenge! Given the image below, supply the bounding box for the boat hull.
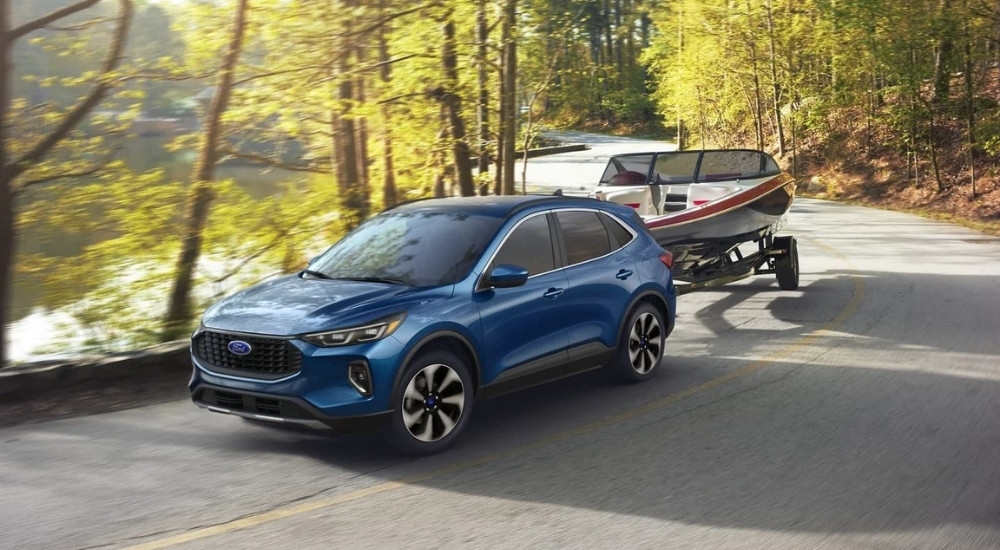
[645,173,796,282]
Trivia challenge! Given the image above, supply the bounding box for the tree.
[0,0,133,366]
[498,0,517,195]
[162,0,249,340]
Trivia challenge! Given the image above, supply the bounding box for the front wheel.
[386,349,473,455]
[610,302,666,383]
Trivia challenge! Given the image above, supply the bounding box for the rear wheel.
[774,236,799,290]
[386,349,473,455]
[610,302,665,383]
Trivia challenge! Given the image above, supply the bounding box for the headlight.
[301,313,405,347]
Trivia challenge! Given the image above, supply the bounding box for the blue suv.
[190,195,676,454]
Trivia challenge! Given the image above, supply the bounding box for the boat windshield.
[599,153,654,185]
[600,150,782,187]
[696,150,781,182]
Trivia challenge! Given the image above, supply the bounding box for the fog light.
[348,362,373,397]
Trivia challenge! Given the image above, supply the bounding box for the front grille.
[195,388,312,420]
[193,330,302,380]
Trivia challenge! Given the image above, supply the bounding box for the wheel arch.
[617,290,672,347]
[392,331,482,403]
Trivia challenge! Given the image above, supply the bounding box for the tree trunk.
[439,16,475,197]
[963,12,977,198]
[750,49,764,151]
[675,10,685,150]
[922,98,945,192]
[476,0,491,195]
[377,0,397,208]
[0,0,13,367]
[614,0,623,85]
[765,0,785,156]
[334,79,363,228]
[353,21,371,218]
[933,0,954,103]
[162,0,248,340]
[500,0,517,195]
[433,127,448,197]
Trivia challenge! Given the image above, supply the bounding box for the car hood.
[201,274,422,336]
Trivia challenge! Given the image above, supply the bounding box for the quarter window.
[492,214,555,276]
[601,213,635,249]
[557,211,612,265]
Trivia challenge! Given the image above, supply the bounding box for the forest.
[2,0,999,366]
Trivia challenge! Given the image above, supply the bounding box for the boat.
[590,149,799,292]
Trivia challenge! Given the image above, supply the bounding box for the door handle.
[543,287,564,299]
[616,269,633,280]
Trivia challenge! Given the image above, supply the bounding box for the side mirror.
[486,264,529,289]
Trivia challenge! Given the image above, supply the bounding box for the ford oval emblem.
[227,340,252,356]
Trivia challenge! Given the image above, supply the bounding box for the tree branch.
[232,64,333,86]
[217,147,331,174]
[11,0,133,184]
[339,1,443,39]
[43,17,117,32]
[17,146,121,191]
[8,0,102,42]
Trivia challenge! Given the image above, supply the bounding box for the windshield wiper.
[335,276,408,285]
[302,269,332,280]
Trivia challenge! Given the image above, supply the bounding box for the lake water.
[10,135,302,362]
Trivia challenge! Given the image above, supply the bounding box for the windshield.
[599,153,653,185]
[695,150,780,181]
[308,210,504,287]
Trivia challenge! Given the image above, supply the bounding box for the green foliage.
[642,0,999,160]
[15,0,1000,360]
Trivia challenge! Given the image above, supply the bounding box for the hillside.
[792,72,1000,236]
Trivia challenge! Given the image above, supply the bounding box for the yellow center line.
[127,238,863,550]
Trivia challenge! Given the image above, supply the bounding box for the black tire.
[610,302,666,383]
[386,349,474,455]
[774,236,799,290]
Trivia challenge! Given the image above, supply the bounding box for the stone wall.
[0,341,191,402]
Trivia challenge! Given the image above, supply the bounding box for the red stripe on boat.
[645,174,794,229]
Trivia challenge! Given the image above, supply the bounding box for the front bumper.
[191,382,392,432]
[189,329,407,430]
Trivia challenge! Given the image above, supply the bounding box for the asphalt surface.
[2,134,999,549]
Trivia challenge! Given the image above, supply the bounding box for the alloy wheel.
[400,363,466,442]
[627,312,662,374]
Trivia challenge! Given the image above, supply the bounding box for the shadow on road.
[4,268,999,546]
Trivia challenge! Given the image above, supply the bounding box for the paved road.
[2,134,999,549]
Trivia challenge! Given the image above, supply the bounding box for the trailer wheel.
[774,236,799,290]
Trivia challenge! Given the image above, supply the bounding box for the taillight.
[659,251,674,270]
[692,200,709,206]
[625,203,641,209]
